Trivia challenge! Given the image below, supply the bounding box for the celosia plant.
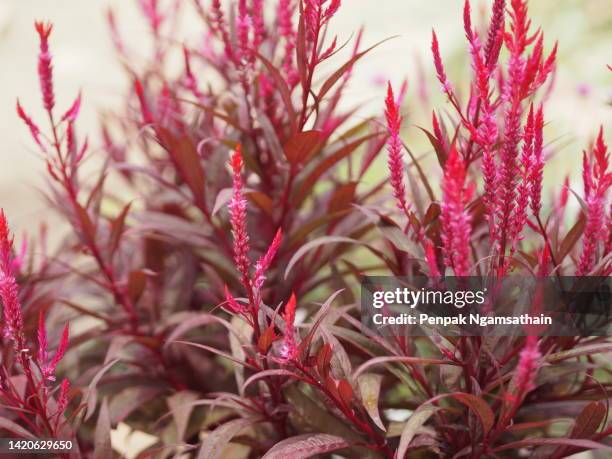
[2,0,609,457]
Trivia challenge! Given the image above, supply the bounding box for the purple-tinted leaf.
[109,386,164,424]
[241,369,298,393]
[397,405,439,459]
[0,417,37,439]
[493,438,612,453]
[197,417,262,459]
[94,398,112,459]
[353,356,454,381]
[262,433,350,459]
[167,391,199,441]
[171,341,257,370]
[85,358,120,420]
[546,343,612,363]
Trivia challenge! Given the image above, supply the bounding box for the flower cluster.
[5,0,609,457]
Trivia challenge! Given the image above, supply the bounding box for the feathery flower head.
[16,100,44,149]
[484,0,505,67]
[0,210,24,344]
[530,105,545,216]
[441,147,473,276]
[578,128,609,275]
[516,336,541,393]
[35,21,55,112]
[431,30,453,97]
[61,93,82,123]
[385,82,409,215]
[279,293,298,361]
[229,146,251,281]
[254,229,283,291]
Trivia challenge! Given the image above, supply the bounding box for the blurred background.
[0,0,610,456]
[1,0,611,237]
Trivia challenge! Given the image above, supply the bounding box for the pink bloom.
[0,210,24,345]
[35,21,55,112]
[578,128,610,275]
[61,93,82,123]
[484,0,505,67]
[441,148,473,276]
[530,105,545,217]
[229,146,251,283]
[41,323,69,382]
[516,336,541,394]
[16,100,44,149]
[138,0,164,35]
[279,294,297,361]
[278,0,298,86]
[223,285,248,315]
[253,229,283,291]
[252,0,266,50]
[38,311,49,365]
[236,0,252,64]
[210,0,235,62]
[431,30,453,97]
[56,379,71,415]
[384,83,409,215]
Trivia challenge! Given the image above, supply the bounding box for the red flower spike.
[530,105,545,217]
[35,21,55,112]
[0,210,25,345]
[38,311,49,364]
[223,285,247,315]
[578,128,609,275]
[61,93,82,123]
[463,0,473,42]
[16,100,44,149]
[431,30,453,97]
[441,147,473,276]
[57,379,71,415]
[279,293,297,362]
[43,323,69,381]
[254,229,283,291]
[228,145,251,284]
[516,336,541,394]
[385,83,409,216]
[484,0,506,67]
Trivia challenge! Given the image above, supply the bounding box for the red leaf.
[127,270,147,304]
[284,130,323,165]
[327,182,357,213]
[157,127,206,207]
[316,343,333,378]
[258,325,278,354]
[337,379,353,407]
